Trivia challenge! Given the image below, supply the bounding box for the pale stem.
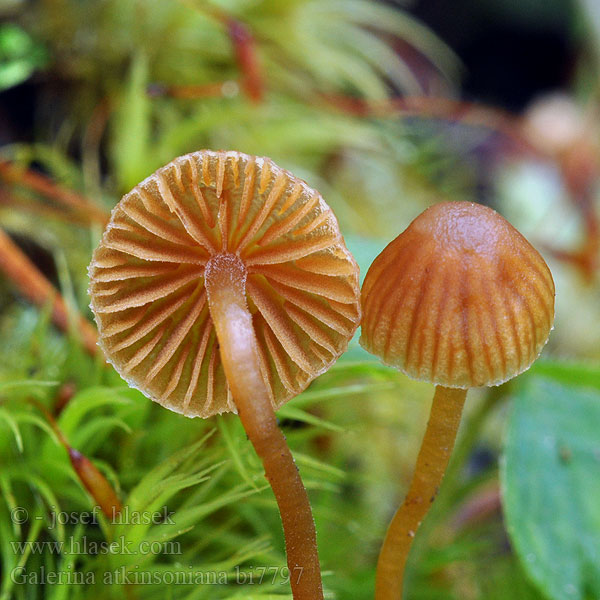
[204,254,323,600]
[375,385,468,600]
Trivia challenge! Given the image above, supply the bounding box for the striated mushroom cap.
[360,201,555,388]
[89,150,360,417]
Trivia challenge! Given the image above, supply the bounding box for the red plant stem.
[204,254,323,600]
[226,18,264,103]
[451,483,501,531]
[153,2,263,103]
[54,381,77,416]
[0,227,99,356]
[376,386,467,600]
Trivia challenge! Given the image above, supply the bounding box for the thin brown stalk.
[0,227,98,356]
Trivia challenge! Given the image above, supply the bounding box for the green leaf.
[110,51,152,191]
[217,416,261,490]
[0,380,58,393]
[0,512,44,600]
[0,24,48,91]
[57,386,134,436]
[141,484,267,552]
[0,408,23,452]
[501,375,600,600]
[124,429,217,517]
[277,405,344,433]
[530,361,600,392]
[291,381,395,408]
[8,411,61,447]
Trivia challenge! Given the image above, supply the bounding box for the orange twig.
[0,187,98,226]
[555,143,600,281]
[147,81,239,100]
[0,227,99,356]
[0,161,109,226]
[29,399,121,518]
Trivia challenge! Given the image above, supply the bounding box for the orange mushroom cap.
[89,150,360,417]
[361,201,555,388]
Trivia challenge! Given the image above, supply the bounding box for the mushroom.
[360,201,555,599]
[88,150,361,599]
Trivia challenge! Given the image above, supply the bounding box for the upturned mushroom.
[360,201,555,599]
[88,150,361,600]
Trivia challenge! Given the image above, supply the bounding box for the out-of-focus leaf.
[7,411,60,446]
[0,408,23,452]
[111,51,152,191]
[0,512,43,600]
[0,380,58,393]
[319,0,460,81]
[277,405,345,432]
[57,386,134,436]
[2,470,65,541]
[345,234,387,283]
[501,375,600,600]
[530,361,600,392]
[0,24,47,91]
[292,381,395,407]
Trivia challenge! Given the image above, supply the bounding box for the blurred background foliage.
[0,0,599,598]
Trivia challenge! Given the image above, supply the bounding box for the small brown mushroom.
[360,201,555,599]
[88,150,361,600]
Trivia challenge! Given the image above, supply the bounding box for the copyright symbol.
[10,508,28,524]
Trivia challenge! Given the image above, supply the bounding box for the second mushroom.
[360,201,555,599]
[88,150,361,600]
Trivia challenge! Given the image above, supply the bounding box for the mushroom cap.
[89,150,360,417]
[360,201,555,388]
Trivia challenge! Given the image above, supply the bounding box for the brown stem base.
[205,254,323,600]
[375,385,467,600]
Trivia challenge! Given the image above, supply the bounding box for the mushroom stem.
[376,385,467,600]
[205,254,323,600]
